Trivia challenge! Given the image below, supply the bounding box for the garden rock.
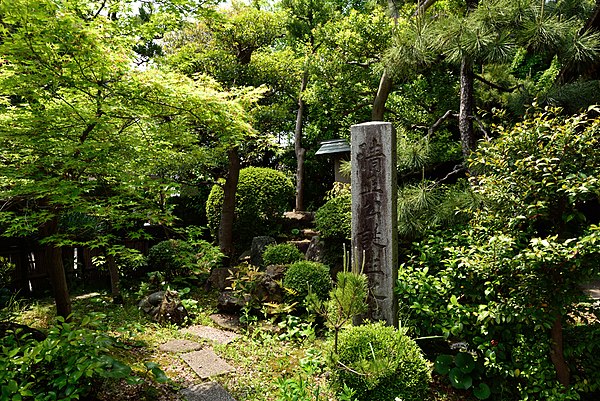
[256,264,286,303]
[305,235,324,262]
[138,290,188,325]
[217,291,244,313]
[210,313,242,332]
[206,267,236,291]
[249,236,276,267]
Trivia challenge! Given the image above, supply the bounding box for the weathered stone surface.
[207,267,236,291]
[138,290,188,325]
[184,325,240,345]
[210,314,242,332]
[288,239,311,254]
[351,122,398,326]
[181,348,235,379]
[249,236,276,267]
[305,235,324,263]
[158,339,203,353]
[180,382,236,401]
[216,291,244,313]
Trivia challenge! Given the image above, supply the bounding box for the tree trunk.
[219,146,240,259]
[294,69,309,211]
[459,56,476,158]
[106,252,123,304]
[40,218,71,319]
[550,314,570,386]
[372,70,393,121]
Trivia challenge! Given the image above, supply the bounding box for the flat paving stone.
[158,339,203,353]
[180,382,236,401]
[181,348,235,379]
[184,325,240,345]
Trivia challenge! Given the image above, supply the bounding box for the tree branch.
[472,113,491,141]
[428,110,457,137]
[473,73,519,93]
[414,0,438,17]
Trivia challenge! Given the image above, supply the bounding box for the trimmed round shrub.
[283,261,331,304]
[262,243,304,266]
[147,239,198,280]
[329,322,431,401]
[315,194,351,240]
[206,167,294,249]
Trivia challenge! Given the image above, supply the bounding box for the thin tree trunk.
[41,218,71,319]
[459,56,476,158]
[219,147,240,259]
[372,70,393,121]
[106,252,122,304]
[294,69,309,211]
[550,314,570,386]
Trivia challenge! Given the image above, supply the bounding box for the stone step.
[184,325,240,345]
[180,382,236,401]
[159,339,202,353]
[181,348,235,379]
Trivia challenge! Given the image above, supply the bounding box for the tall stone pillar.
[351,122,398,326]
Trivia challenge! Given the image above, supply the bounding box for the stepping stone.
[159,339,203,353]
[181,348,235,379]
[180,382,236,401]
[184,325,240,345]
[210,314,242,332]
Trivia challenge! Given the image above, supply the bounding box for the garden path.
[160,324,241,401]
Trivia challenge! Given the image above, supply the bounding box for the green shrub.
[147,239,197,280]
[283,261,331,305]
[314,194,351,240]
[206,167,294,249]
[262,243,304,266]
[329,322,431,401]
[0,314,158,401]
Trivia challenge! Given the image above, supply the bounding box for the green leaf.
[449,367,472,390]
[151,367,169,383]
[455,352,475,373]
[473,383,491,399]
[434,354,453,374]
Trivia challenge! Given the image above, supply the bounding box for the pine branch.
[428,110,457,137]
[473,73,519,93]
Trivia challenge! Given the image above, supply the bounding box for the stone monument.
[351,121,398,326]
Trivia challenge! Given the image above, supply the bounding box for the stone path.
[181,348,236,379]
[184,325,240,345]
[159,325,240,400]
[159,339,203,353]
[180,382,236,401]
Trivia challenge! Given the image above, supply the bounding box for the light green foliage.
[0,0,259,243]
[0,314,156,401]
[206,167,295,248]
[328,322,431,401]
[147,239,222,281]
[397,108,600,399]
[308,254,368,355]
[283,261,331,306]
[397,180,478,240]
[315,194,351,240]
[262,243,304,267]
